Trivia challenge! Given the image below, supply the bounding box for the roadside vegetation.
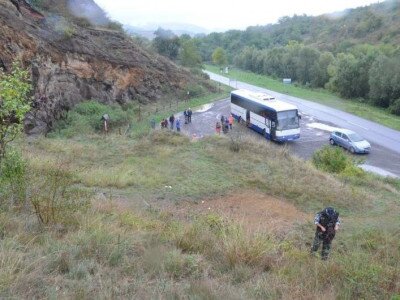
[1,93,399,298]
[205,64,400,131]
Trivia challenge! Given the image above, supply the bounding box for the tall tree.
[152,28,180,60]
[179,39,202,68]
[212,47,227,67]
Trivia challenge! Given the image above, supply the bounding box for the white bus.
[230,89,300,141]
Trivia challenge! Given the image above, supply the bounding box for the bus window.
[277,110,299,131]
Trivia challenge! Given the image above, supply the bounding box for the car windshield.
[348,133,364,142]
[277,110,299,131]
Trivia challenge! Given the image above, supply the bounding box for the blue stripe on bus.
[232,113,300,141]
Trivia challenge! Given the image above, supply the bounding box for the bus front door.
[271,121,276,140]
[246,110,250,127]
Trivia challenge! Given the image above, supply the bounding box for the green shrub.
[389,98,400,116]
[73,17,91,28]
[312,146,361,174]
[28,164,91,226]
[186,84,205,97]
[106,21,124,32]
[52,101,133,137]
[0,149,27,208]
[164,249,202,279]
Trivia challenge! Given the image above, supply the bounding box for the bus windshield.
[277,110,299,130]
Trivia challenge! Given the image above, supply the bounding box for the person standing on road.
[176,118,181,132]
[224,118,230,133]
[228,114,234,130]
[311,207,341,260]
[187,108,192,123]
[184,109,188,124]
[169,114,175,130]
[216,121,221,135]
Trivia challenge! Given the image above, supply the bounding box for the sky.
[94,0,380,32]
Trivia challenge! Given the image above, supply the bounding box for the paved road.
[188,71,400,177]
[206,71,400,155]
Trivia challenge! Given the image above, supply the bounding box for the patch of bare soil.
[168,191,311,235]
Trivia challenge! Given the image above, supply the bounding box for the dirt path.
[165,191,310,236]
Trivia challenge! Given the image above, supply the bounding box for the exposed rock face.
[0,0,202,134]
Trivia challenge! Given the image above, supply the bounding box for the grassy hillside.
[1,94,399,298]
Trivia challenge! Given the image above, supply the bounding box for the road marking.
[346,121,369,130]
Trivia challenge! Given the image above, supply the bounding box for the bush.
[52,101,133,137]
[29,163,91,226]
[0,149,27,208]
[73,17,92,28]
[106,21,124,32]
[312,146,364,177]
[186,84,205,97]
[389,98,400,116]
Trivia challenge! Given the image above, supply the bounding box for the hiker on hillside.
[101,114,110,134]
[311,207,341,260]
[169,114,175,130]
[176,118,181,132]
[150,118,156,129]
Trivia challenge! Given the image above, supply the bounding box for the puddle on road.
[194,103,214,113]
[307,122,341,132]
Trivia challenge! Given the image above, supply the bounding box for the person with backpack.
[311,207,341,260]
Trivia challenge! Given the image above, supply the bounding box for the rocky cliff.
[0,0,205,134]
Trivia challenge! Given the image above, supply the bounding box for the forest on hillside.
[148,1,400,115]
[193,0,400,115]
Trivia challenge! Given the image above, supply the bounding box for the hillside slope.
[198,0,400,58]
[0,0,204,134]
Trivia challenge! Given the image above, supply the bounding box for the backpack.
[319,207,339,228]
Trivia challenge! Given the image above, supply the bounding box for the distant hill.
[124,23,209,40]
[197,0,400,56]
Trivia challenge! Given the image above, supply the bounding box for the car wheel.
[329,138,335,145]
[349,147,355,154]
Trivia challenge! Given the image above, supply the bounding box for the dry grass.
[0,130,398,298]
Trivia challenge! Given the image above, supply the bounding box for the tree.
[295,46,320,85]
[369,54,400,108]
[311,51,335,88]
[0,62,32,161]
[212,47,227,67]
[152,28,180,60]
[179,39,202,68]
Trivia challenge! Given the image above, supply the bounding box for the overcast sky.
[94,0,380,31]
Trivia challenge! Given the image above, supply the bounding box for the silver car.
[329,129,371,154]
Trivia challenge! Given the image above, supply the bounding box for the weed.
[28,163,91,226]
